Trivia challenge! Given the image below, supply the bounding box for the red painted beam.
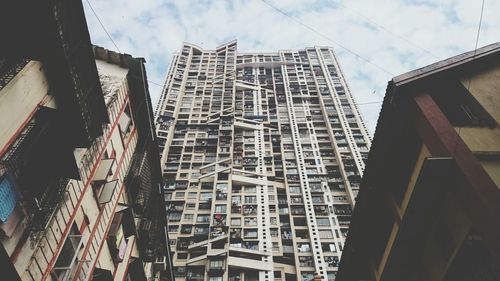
[73,128,137,281]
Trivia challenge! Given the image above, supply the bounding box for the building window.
[168,212,181,222]
[319,230,334,239]
[196,214,210,223]
[244,229,258,239]
[317,218,331,226]
[244,186,256,193]
[174,267,186,277]
[214,205,227,213]
[180,225,192,234]
[244,217,258,226]
[51,223,83,280]
[231,218,241,226]
[244,196,257,204]
[433,82,494,127]
[209,260,224,269]
[199,192,212,201]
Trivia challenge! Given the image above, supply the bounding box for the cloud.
[83,0,500,133]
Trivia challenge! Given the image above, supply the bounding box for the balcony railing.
[30,177,70,232]
[0,58,29,91]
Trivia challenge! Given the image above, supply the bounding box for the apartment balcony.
[229,275,242,281]
[337,217,351,227]
[291,207,306,216]
[215,192,228,201]
[279,208,289,215]
[231,205,242,214]
[242,205,257,216]
[328,177,343,183]
[278,198,288,205]
[282,245,294,254]
[207,260,225,275]
[166,203,184,212]
[50,234,84,281]
[312,197,325,204]
[177,239,191,251]
[314,206,329,216]
[180,225,193,235]
[281,231,293,240]
[310,185,323,193]
[32,178,72,232]
[325,255,340,268]
[213,214,227,227]
[280,222,291,228]
[186,274,205,281]
[299,256,314,268]
[297,243,311,253]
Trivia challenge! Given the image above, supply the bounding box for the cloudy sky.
[83,0,499,133]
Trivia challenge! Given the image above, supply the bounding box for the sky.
[83,0,500,134]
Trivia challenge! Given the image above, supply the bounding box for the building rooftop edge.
[392,42,500,86]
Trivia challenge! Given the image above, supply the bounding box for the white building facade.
[155,41,371,281]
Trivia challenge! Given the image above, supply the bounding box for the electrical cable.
[85,0,121,53]
[454,0,486,153]
[328,0,439,59]
[85,0,165,88]
[259,0,395,76]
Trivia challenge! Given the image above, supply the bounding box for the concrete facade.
[155,41,371,281]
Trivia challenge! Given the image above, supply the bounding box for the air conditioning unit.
[154,256,167,271]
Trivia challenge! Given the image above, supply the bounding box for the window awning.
[92,268,113,281]
[93,159,115,182]
[115,204,129,213]
[98,180,118,204]
[118,113,131,133]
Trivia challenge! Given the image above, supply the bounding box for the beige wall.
[0,61,53,276]
[460,65,500,189]
[0,61,51,153]
[462,64,500,123]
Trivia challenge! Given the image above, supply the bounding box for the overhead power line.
[472,0,485,60]
[84,0,166,88]
[86,0,392,100]
[85,0,121,53]
[454,0,485,153]
[329,0,439,60]
[357,100,383,105]
[259,0,394,76]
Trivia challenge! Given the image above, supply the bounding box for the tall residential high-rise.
[155,41,371,281]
